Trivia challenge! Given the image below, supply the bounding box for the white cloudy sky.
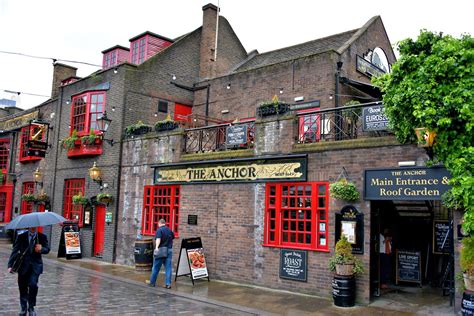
[0,0,472,109]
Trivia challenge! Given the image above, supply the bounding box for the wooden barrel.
[332,275,356,307]
[462,291,474,316]
[134,238,153,271]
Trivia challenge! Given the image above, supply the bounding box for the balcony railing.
[296,103,391,143]
[184,121,255,154]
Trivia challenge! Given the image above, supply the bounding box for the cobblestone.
[0,251,252,316]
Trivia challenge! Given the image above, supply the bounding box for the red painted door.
[94,205,106,257]
[0,185,13,224]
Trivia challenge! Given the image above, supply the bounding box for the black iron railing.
[183,121,255,154]
[296,103,391,143]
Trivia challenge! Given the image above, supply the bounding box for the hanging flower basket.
[329,178,360,202]
[72,194,89,205]
[21,193,37,202]
[415,127,436,147]
[96,193,113,204]
[36,193,50,204]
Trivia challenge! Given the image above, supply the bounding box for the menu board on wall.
[396,250,421,285]
[279,249,307,282]
[433,220,452,254]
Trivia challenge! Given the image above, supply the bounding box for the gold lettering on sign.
[158,162,303,183]
[0,111,39,131]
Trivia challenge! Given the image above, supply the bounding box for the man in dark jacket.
[148,219,174,288]
[8,227,50,316]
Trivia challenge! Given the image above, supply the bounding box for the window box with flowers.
[155,118,179,133]
[329,179,360,202]
[80,129,102,146]
[62,130,103,158]
[256,95,290,118]
[125,121,152,138]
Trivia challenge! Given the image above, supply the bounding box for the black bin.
[134,238,153,271]
[332,275,355,307]
[462,291,474,316]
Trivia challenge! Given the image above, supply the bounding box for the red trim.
[67,138,103,158]
[0,138,10,170]
[262,244,330,252]
[19,126,43,162]
[264,182,329,251]
[63,179,85,227]
[298,108,321,143]
[142,185,180,237]
[94,204,106,256]
[0,184,13,223]
[21,182,35,214]
[69,91,106,137]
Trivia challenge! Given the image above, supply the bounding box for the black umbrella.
[5,212,67,230]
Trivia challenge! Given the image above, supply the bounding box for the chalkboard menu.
[279,249,307,282]
[396,250,421,285]
[433,220,451,254]
[226,125,247,146]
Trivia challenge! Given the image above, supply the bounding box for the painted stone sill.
[293,136,400,152]
[181,149,254,162]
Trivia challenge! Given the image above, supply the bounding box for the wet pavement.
[0,245,457,315]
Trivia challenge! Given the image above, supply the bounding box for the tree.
[374,31,474,234]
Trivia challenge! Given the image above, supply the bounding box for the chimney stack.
[199,3,219,80]
[51,63,77,99]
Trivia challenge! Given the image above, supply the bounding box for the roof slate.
[235,29,358,72]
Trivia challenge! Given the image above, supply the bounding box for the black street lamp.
[97,111,114,146]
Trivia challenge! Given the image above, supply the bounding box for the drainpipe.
[205,84,210,126]
[335,61,343,140]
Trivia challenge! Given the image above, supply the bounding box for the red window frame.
[21,182,35,214]
[0,138,10,170]
[264,182,329,251]
[63,179,85,226]
[130,37,147,65]
[19,126,44,162]
[298,108,321,143]
[103,50,117,69]
[70,92,106,137]
[142,185,180,236]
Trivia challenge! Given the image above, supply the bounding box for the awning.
[339,77,382,99]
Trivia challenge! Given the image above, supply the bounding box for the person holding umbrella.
[5,212,65,316]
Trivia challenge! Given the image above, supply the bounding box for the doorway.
[94,204,105,258]
[370,199,454,312]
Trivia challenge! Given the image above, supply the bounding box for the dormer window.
[101,45,130,70]
[129,31,173,65]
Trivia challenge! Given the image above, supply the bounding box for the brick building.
[0,3,460,309]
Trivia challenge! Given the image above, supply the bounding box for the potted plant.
[72,193,89,205]
[61,129,80,149]
[329,178,360,202]
[96,193,113,204]
[329,236,364,276]
[155,114,179,132]
[124,121,152,138]
[21,193,37,202]
[81,129,100,146]
[461,236,474,291]
[256,95,290,117]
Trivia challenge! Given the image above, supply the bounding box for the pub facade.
[0,3,461,309]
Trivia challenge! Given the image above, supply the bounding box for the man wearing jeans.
[148,219,174,288]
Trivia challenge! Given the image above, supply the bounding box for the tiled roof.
[235,29,358,72]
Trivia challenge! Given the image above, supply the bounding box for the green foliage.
[21,193,37,202]
[61,130,79,149]
[328,236,364,275]
[124,121,152,138]
[72,194,89,205]
[329,179,360,202]
[374,30,474,234]
[81,129,99,145]
[96,193,113,203]
[461,237,474,274]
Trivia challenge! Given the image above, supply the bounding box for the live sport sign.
[362,105,389,131]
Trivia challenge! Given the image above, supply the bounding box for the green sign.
[105,212,113,224]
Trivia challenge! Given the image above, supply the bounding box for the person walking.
[8,226,50,316]
[148,219,174,288]
[379,228,393,289]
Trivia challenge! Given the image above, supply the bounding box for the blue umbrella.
[5,212,67,230]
